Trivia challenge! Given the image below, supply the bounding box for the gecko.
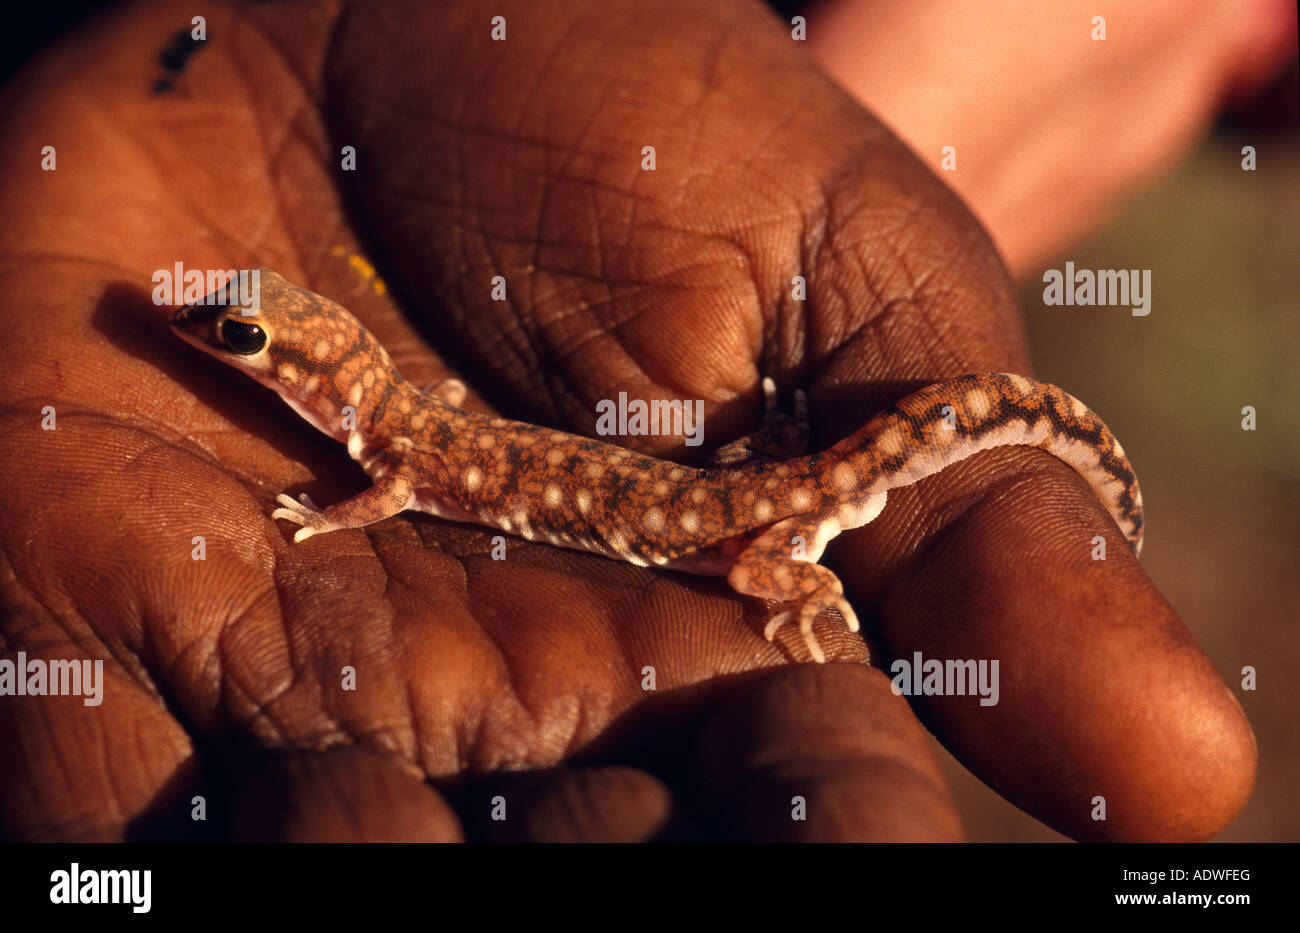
[171,269,1143,663]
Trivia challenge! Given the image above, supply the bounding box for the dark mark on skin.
[153,27,206,94]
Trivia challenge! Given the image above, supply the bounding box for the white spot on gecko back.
[832,461,856,492]
[543,484,563,508]
[1006,373,1033,394]
[876,425,905,456]
[642,507,665,532]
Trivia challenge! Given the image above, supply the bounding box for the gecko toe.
[273,492,326,524]
[798,607,827,664]
[763,607,828,663]
[271,506,308,524]
[763,611,793,641]
[761,594,856,663]
[833,597,860,633]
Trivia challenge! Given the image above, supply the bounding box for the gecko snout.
[169,299,224,346]
[170,294,269,360]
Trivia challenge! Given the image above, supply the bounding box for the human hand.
[806,0,1298,275]
[0,0,1253,841]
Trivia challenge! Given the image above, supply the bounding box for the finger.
[0,411,267,841]
[0,613,195,841]
[690,664,963,841]
[224,747,462,842]
[320,0,1026,444]
[450,766,680,842]
[806,0,1299,274]
[838,444,1256,840]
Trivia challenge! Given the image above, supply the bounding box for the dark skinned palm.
[0,0,1256,841]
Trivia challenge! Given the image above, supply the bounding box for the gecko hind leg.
[710,377,810,467]
[727,515,861,664]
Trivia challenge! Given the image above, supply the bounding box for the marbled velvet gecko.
[171,269,1144,662]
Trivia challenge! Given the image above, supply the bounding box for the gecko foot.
[271,492,344,543]
[762,593,860,664]
[728,514,865,663]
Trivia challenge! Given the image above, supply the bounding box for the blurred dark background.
[2,1,113,85]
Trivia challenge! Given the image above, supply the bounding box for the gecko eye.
[221,318,267,355]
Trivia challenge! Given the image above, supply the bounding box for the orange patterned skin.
[171,269,1143,662]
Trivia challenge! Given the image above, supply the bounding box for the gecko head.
[170,268,402,441]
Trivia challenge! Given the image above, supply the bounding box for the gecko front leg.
[272,473,414,542]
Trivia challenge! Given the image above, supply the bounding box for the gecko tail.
[831,373,1144,553]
